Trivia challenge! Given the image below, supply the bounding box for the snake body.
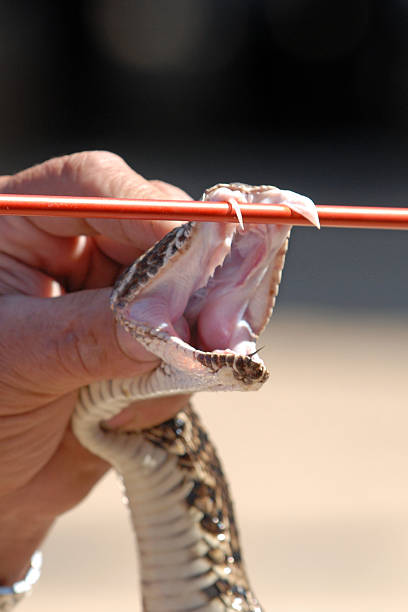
[72,183,318,611]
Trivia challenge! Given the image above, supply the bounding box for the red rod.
[0,194,408,230]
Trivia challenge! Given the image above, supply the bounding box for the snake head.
[111,183,318,393]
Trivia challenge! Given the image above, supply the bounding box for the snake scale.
[72,183,319,611]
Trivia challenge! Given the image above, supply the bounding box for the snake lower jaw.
[119,322,269,393]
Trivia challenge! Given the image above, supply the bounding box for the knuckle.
[60,150,126,187]
[149,179,191,201]
[149,179,169,193]
[54,317,109,385]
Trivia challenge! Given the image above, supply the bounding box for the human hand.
[0,151,190,584]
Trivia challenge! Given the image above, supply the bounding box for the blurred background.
[1,1,407,610]
[1,0,408,308]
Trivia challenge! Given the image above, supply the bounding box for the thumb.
[0,288,158,410]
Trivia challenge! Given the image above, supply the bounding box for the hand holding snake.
[0,151,190,587]
[0,152,318,611]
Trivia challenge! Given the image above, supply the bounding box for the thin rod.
[0,194,408,230]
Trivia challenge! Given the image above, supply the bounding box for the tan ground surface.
[21,309,408,612]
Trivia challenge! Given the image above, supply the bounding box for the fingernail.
[101,407,138,431]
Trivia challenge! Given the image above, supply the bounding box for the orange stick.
[0,194,408,230]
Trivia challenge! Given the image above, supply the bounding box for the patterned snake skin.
[72,183,319,611]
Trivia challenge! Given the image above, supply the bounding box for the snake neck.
[99,405,264,612]
[72,365,209,464]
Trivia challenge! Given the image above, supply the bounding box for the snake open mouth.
[178,221,287,356]
[114,221,288,361]
[112,184,319,365]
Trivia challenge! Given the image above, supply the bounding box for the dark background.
[1,0,408,311]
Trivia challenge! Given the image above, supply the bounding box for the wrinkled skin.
[0,151,190,584]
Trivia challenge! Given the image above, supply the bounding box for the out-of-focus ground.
[21,308,408,612]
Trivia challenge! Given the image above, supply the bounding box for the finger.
[103,394,191,431]
[0,219,96,291]
[5,394,191,517]
[0,253,64,297]
[0,151,191,250]
[0,289,160,410]
[9,422,111,516]
[0,231,120,295]
[0,151,192,289]
[47,395,191,507]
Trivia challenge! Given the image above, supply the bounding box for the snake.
[72,183,319,612]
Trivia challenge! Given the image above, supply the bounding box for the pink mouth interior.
[126,220,289,356]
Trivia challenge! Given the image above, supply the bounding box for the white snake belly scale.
[72,183,319,611]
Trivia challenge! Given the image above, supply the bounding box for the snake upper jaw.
[203,182,320,229]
